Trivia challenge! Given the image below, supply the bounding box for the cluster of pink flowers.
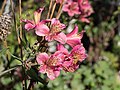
[23,4,87,80]
[62,0,93,23]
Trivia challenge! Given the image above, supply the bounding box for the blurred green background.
[0,0,120,90]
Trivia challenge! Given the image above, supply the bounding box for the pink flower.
[52,25,84,47]
[70,44,87,63]
[35,20,50,36]
[22,8,50,36]
[63,1,80,17]
[62,59,79,72]
[79,17,90,23]
[78,0,93,23]
[45,18,66,44]
[23,8,44,30]
[23,9,67,44]
[34,8,44,24]
[23,8,44,31]
[66,25,84,47]
[23,20,35,31]
[56,44,68,54]
[57,44,87,72]
[36,51,64,80]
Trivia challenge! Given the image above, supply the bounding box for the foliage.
[42,60,120,90]
[0,0,120,90]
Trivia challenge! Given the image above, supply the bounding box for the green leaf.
[0,66,19,77]
[0,48,8,57]
[26,68,48,85]
[9,52,23,63]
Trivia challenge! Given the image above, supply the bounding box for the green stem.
[0,65,21,77]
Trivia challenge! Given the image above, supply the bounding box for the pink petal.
[35,23,50,36]
[47,69,60,80]
[25,23,35,31]
[36,53,49,65]
[66,26,85,47]
[54,32,67,44]
[51,18,66,29]
[34,7,44,24]
[22,19,35,31]
[63,4,69,12]
[70,44,87,62]
[56,44,68,54]
[53,70,60,78]
[66,38,81,47]
[40,19,51,24]
[80,17,90,23]
[70,45,82,53]
[53,51,66,65]
[63,60,72,67]
[51,18,57,25]
[67,25,78,37]
[39,65,47,74]
[68,11,75,17]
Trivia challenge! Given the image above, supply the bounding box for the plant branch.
[47,0,53,19]
[50,1,56,19]
[19,0,22,39]
[0,65,21,77]
[56,0,64,19]
[10,0,21,45]
[0,0,6,16]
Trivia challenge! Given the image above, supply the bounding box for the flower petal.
[66,25,78,37]
[80,17,90,23]
[34,7,44,24]
[25,23,35,31]
[54,32,67,44]
[66,37,81,47]
[36,53,49,65]
[47,69,60,80]
[35,22,50,36]
[39,65,47,74]
[56,44,68,54]
[70,44,87,62]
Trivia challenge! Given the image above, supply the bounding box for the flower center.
[69,3,77,11]
[72,53,81,64]
[82,0,87,5]
[46,57,58,66]
[50,24,61,34]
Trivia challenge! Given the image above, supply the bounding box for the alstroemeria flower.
[45,18,66,44]
[23,20,35,31]
[36,51,65,80]
[22,8,50,36]
[63,0,80,17]
[57,44,87,72]
[62,59,79,72]
[35,20,50,36]
[78,0,93,23]
[63,44,87,72]
[70,44,87,63]
[66,25,84,47]
[23,8,67,44]
[53,25,84,47]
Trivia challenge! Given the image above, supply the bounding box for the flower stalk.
[19,0,22,39]
[50,1,56,19]
[0,0,6,16]
[47,0,53,19]
[56,0,64,19]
